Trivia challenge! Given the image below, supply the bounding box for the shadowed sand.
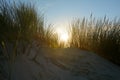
[12,48,120,80]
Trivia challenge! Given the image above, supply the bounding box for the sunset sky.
[11,0,120,26]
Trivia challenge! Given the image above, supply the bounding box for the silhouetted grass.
[0,0,58,80]
[69,16,120,65]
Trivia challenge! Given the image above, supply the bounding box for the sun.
[59,33,69,42]
[55,27,69,43]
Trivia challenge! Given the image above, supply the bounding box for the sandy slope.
[10,48,120,80]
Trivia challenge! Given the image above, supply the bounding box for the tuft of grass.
[0,0,58,80]
[69,16,120,65]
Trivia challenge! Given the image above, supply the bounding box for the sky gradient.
[11,0,120,26]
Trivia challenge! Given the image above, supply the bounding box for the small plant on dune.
[69,16,120,65]
[43,24,58,47]
[93,17,120,63]
[0,0,47,80]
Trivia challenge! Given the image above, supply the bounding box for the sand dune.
[3,48,120,80]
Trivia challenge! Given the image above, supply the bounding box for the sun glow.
[56,27,69,43]
[59,32,69,42]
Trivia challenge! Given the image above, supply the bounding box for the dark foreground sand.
[1,47,120,80]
